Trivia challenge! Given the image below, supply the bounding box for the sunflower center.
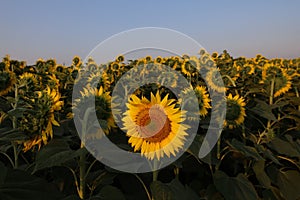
[226,100,241,121]
[136,106,171,143]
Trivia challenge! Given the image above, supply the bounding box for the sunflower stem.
[78,142,87,200]
[295,86,300,111]
[152,160,159,182]
[174,167,180,179]
[267,77,275,132]
[217,137,221,159]
[12,81,19,169]
[12,142,18,169]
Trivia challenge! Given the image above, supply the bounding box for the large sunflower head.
[122,92,189,160]
[224,93,246,129]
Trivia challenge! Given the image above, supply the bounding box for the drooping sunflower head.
[224,93,246,129]
[0,70,16,96]
[18,72,38,94]
[20,86,63,151]
[241,63,255,76]
[261,63,292,97]
[74,86,116,136]
[45,59,57,73]
[122,92,189,160]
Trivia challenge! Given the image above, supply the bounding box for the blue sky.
[1,0,300,64]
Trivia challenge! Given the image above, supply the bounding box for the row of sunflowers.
[0,50,300,199]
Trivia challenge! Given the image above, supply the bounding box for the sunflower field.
[0,50,300,200]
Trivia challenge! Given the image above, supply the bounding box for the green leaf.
[277,170,300,200]
[33,139,86,172]
[0,128,28,142]
[267,166,300,200]
[0,162,63,200]
[91,185,126,200]
[187,134,218,165]
[150,179,199,200]
[249,99,277,121]
[267,137,300,158]
[62,195,81,200]
[262,186,284,200]
[252,160,271,188]
[7,107,30,118]
[228,139,264,161]
[150,181,173,200]
[213,171,259,200]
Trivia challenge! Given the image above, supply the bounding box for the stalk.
[152,160,158,182]
[12,79,19,168]
[295,86,300,111]
[78,142,86,200]
[267,77,275,131]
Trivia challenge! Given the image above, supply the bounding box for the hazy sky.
[1,0,300,64]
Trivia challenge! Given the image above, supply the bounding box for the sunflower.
[261,64,292,97]
[72,56,82,69]
[18,72,38,93]
[154,56,163,64]
[180,86,211,121]
[205,68,226,93]
[45,59,57,73]
[242,63,255,75]
[21,87,63,151]
[36,86,64,143]
[224,93,246,129]
[74,86,116,136]
[122,92,189,160]
[0,70,16,96]
[188,56,201,71]
[110,62,121,72]
[116,55,125,63]
[145,55,153,62]
[87,71,110,91]
[194,86,211,117]
[87,61,98,71]
[181,59,197,77]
